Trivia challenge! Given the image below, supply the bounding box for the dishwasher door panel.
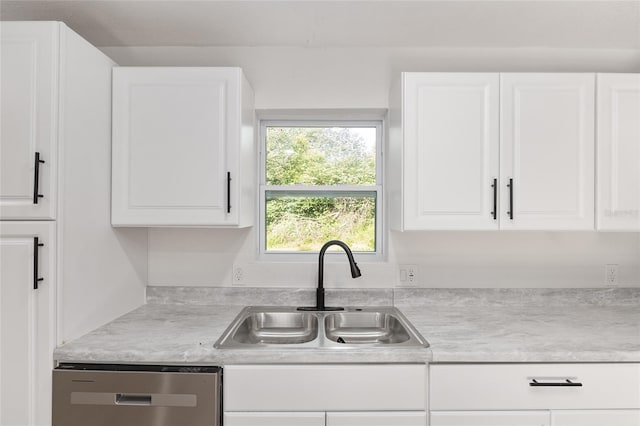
[53,367,220,426]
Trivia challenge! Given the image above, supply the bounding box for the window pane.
[266,126,377,185]
[265,192,376,252]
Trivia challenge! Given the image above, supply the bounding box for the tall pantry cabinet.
[0,22,147,425]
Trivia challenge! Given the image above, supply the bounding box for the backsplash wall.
[102,45,640,288]
[147,228,640,288]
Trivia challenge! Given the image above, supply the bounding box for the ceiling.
[1,1,639,49]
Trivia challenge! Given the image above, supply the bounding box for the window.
[259,120,383,258]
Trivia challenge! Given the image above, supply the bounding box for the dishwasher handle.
[71,391,197,407]
[116,393,152,406]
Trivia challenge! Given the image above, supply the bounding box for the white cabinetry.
[389,73,500,230]
[551,410,640,426]
[1,22,57,219]
[390,72,595,231]
[111,67,255,227]
[1,22,147,425]
[500,74,595,230]
[226,411,427,426]
[430,363,640,425]
[431,411,550,426]
[596,73,640,231]
[225,412,326,426]
[326,412,427,425]
[224,364,427,425]
[0,222,55,426]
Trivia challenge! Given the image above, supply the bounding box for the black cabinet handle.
[33,152,45,204]
[33,237,44,290]
[506,178,514,220]
[491,178,497,220]
[530,379,582,387]
[227,172,232,214]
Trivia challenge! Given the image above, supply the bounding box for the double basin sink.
[214,306,428,349]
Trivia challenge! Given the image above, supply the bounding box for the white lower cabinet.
[223,364,428,425]
[431,410,640,426]
[430,364,640,426]
[0,222,55,426]
[430,411,550,426]
[224,412,326,426]
[326,411,427,425]
[551,410,640,426]
[225,411,427,426]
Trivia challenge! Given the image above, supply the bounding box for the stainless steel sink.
[214,306,428,349]
[229,311,318,344]
[324,312,411,344]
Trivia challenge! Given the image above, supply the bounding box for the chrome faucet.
[298,240,362,311]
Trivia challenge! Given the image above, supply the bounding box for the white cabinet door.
[500,73,595,230]
[431,411,550,426]
[0,222,55,426]
[224,364,426,412]
[399,73,500,230]
[596,73,640,231]
[224,412,325,426]
[327,411,427,425]
[430,363,640,411]
[112,67,254,227]
[0,22,58,220]
[552,410,640,426]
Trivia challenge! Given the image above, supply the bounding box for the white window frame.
[258,119,384,261]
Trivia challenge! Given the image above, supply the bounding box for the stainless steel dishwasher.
[52,363,221,426]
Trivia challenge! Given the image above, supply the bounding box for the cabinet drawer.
[224,412,325,426]
[224,364,427,411]
[552,410,640,426]
[430,363,640,410]
[431,411,550,426]
[327,411,427,425]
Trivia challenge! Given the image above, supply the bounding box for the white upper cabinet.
[390,73,500,230]
[596,73,640,231]
[111,67,255,227]
[500,73,595,230]
[390,72,595,231]
[1,22,58,219]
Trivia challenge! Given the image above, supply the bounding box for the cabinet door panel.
[112,67,239,226]
[500,73,595,230]
[0,222,55,426]
[552,410,640,426]
[224,412,325,426]
[327,411,426,425]
[403,73,500,230]
[224,364,426,412]
[431,411,550,426]
[430,363,640,411]
[597,73,640,231]
[0,22,58,219]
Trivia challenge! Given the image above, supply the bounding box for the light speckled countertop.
[54,288,640,365]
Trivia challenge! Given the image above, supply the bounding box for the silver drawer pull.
[116,393,152,405]
[529,378,583,387]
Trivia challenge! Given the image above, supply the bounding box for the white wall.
[102,46,640,109]
[102,45,640,288]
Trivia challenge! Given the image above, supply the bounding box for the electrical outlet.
[399,264,418,286]
[605,264,619,286]
[233,266,244,285]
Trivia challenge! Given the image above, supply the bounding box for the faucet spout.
[298,240,362,312]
